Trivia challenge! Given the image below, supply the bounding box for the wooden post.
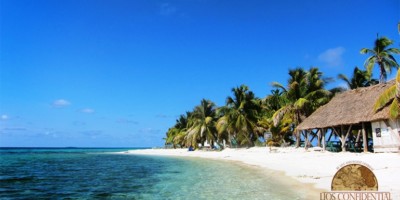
[305,130,309,149]
[321,128,326,150]
[341,125,346,152]
[340,125,352,152]
[317,129,321,147]
[355,130,361,143]
[295,130,300,148]
[362,122,368,153]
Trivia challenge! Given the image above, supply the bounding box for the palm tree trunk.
[379,63,386,83]
[295,111,302,148]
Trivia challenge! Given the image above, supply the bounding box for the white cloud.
[2,127,27,131]
[52,99,71,108]
[139,128,161,135]
[81,108,95,114]
[73,121,87,126]
[117,119,139,125]
[318,47,345,67]
[1,114,9,120]
[156,114,172,118]
[80,130,103,136]
[159,3,177,16]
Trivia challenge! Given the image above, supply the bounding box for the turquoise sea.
[0,148,309,199]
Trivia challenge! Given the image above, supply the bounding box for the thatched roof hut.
[297,81,394,130]
[297,80,400,153]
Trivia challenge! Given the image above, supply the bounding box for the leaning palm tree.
[165,127,179,148]
[272,69,305,129]
[272,67,331,147]
[216,85,261,147]
[374,70,400,118]
[185,99,218,148]
[216,107,235,147]
[165,112,191,148]
[258,112,293,147]
[360,36,400,83]
[257,89,292,146]
[338,66,378,89]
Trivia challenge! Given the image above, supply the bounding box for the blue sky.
[1,0,399,147]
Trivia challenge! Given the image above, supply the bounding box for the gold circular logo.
[331,164,378,191]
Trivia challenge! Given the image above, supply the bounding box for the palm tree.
[165,112,191,148]
[263,89,287,113]
[216,85,261,147]
[257,89,292,146]
[374,70,400,118]
[306,67,332,111]
[272,67,331,147]
[338,66,378,89]
[258,112,293,147]
[360,36,400,83]
[185,99,218,148]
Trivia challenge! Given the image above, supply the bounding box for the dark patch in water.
[0,176,35,183]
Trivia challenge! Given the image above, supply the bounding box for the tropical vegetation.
[337,67,378,89]
[270,67,332,147]
[360,36,400,83]
[374,69,400,118]
[216,85,262,147]
[164,35,400,149]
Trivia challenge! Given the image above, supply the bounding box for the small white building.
[371,119,400,152]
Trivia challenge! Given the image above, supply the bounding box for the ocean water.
[0,148,307,199]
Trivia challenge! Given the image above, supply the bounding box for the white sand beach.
[123,147,400,199]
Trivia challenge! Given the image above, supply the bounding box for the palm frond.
[271,82,287,92]
[364,57,376,74]
[294,98,309,109]
[338,74,351,88]
[388,98,400,119]
[374,85,396,111]
[387,48,400,54]
[360,48,374,55]
[387,55,399,67]
[272,106,291,126]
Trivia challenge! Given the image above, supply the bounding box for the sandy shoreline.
[121,147,400,199]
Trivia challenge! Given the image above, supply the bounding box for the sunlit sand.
[124,147,400,199]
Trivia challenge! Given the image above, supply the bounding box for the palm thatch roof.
[297,81,395,130]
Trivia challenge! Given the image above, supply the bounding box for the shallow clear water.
[0,148,306,199]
